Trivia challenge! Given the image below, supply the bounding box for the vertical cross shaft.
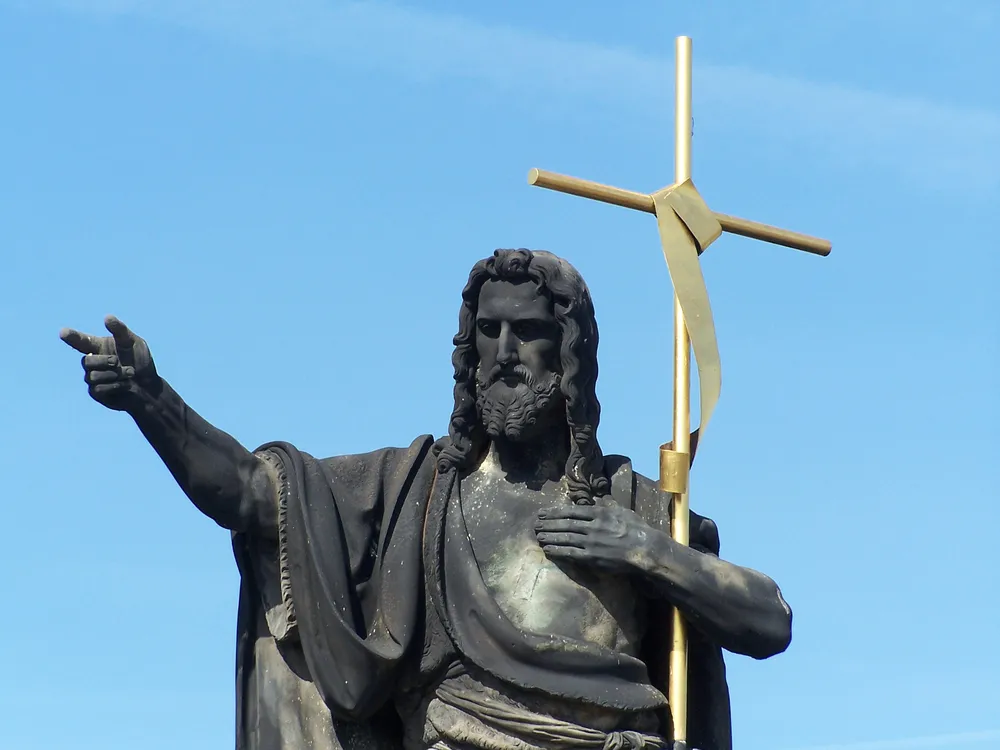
[668,36,693,747]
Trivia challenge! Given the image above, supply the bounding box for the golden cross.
[527,36,831,749]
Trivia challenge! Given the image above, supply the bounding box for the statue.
[61,248,793,750]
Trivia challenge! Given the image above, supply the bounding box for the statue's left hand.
[535,503,652,574]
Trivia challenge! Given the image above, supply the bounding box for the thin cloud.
[789,728,1000,750]
[12,0,1000,190]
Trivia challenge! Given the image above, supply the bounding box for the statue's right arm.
[129,377,278,536]
[60,316,277,536]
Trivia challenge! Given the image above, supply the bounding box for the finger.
[90,382,129,397]
[538,506,596,522]
[82,354,133,383]
[85,369,123,385]
[84,353,134,378]
[541,545,588,561]
[536,532,587,548]
[60,328,106,355]
[104,315,135,364]
[535,519,592,533]
[83,354,119,370]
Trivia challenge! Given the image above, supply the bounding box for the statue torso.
[459,457,647,656]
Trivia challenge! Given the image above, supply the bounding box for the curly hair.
[436,249,609,505]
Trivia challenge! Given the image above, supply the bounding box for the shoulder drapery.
[232,435,440,750]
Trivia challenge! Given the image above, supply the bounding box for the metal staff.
[527,35,831,749]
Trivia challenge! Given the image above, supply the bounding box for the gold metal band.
[659,447,691,495]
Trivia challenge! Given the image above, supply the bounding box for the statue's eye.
[512,320,546,341]
[477,320,500,338]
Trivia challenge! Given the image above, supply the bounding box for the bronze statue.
[61,248,792,750]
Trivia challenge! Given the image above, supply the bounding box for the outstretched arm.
[127,377,278,535]
[536,504,792,660]
[61,316,277,535]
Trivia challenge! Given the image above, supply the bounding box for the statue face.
[475,279,564,441]
[476,279,560,380]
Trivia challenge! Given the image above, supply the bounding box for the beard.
[475,363,563,442]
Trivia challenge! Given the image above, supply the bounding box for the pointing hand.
[60,316,159,412]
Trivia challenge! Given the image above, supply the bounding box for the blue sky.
[2,1,998,749]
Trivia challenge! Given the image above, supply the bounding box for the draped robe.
[231,435,732,750]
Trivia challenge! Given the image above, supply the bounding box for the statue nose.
[497,325,518,365]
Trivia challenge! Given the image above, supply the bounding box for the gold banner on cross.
[652,180,723,457]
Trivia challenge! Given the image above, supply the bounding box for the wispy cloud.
[11,0,1000,190]
[789,728,1000,750]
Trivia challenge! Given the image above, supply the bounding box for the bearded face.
[475,363,563,441]
[473,278,565,443]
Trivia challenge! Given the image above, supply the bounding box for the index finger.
[538,505,596,522]
[59,328,106,355]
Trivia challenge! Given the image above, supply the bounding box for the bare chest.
[459,472,646,654]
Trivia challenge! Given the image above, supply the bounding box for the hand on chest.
[458,473,644,651]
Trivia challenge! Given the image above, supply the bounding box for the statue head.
[437,249,609,504]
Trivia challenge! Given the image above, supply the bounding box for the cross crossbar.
[528,168,832,257]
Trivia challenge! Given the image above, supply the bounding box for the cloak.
[231,435,732,750]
